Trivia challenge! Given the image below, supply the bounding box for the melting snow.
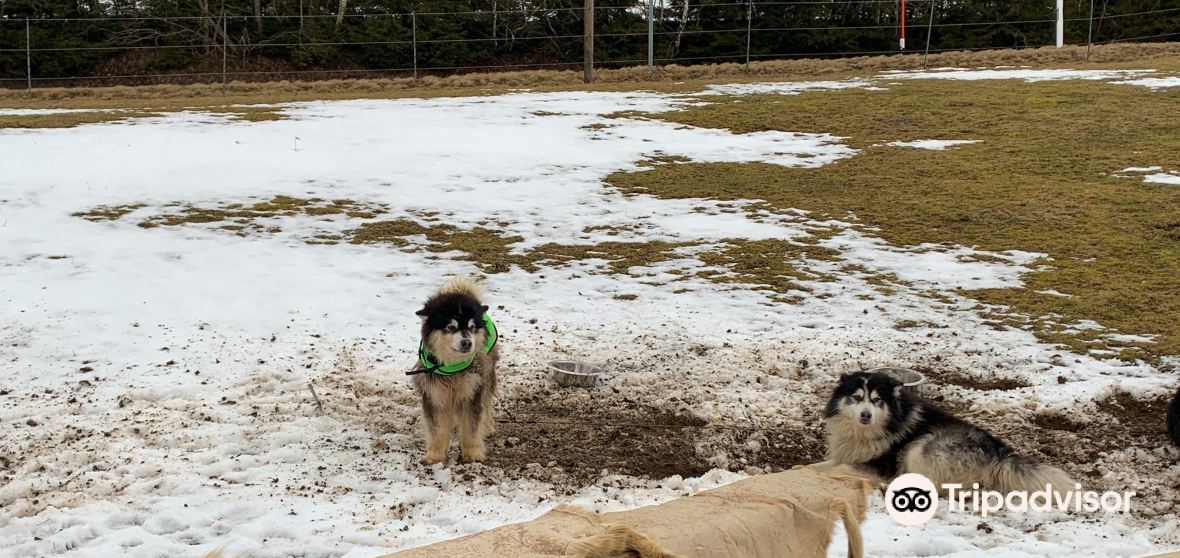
[1,84,1176,558]
[886,139,981,150]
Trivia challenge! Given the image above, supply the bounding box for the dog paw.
[459,451,486,464]
[420,454,446,466]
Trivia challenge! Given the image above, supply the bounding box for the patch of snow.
[1115,166,1180,186]
[1121,166,1163,173]
[1144,172,1180,186]
[703,80,872,96]
[887,139,981,150]
[1036,289,1071,298]
[883,69,1155,82]
[1113,76,1180,89]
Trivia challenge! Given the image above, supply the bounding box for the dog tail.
[1168,385,1180,447]
[438,277,483,300]
[993,456,1075,496]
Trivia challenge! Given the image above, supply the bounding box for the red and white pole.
[900,0,907,49]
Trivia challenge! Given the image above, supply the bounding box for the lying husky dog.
[409,278,499,465]
[1168,385,1180,448]
[821,371,1073,495]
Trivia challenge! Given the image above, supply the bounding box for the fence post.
[745,0,752,73]
[923,0,935,68]
[583,0,594,84]
[647,0,654,77]
[412,12,419,81]
[1062,0,1071,47]
[25,18,32,92]
[222,16,228,94]
[1086,0,1095,62]
[900,0,906,49]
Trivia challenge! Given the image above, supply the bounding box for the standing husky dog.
[409,279,499,465]
[1168,385,1180,448]
[821,371,1073,495]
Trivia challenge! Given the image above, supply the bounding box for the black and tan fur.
[818,371,1074,495]
[413,278,499,465]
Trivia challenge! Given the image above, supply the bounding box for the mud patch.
[924,368,1032,391]
[491,396,710,483]
[489,395,825,484]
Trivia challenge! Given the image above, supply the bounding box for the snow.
[883,69,1155,82]
[887,139,981,150]
[1115,166,1180,186]
[2,83,1178,558]
[1113,76,1180,89]
[703,80,872,96]
[1143,172,1180,186]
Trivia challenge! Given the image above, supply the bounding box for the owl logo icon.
[885,473,939,526]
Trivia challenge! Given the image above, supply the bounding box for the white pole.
[1056,0,1064,48]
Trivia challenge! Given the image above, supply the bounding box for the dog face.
[417,293,489,364]
[825,372,903,431]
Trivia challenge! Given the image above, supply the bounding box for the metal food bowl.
[865,367,926,387]
[549,360,605,388]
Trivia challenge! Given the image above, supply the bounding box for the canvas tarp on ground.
[380,467,873,558]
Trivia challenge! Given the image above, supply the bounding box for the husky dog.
[409,278,499,465]
[1168,386,1180,448]
[821,371,1073,495]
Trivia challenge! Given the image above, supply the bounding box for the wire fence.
[0,1,1177,90]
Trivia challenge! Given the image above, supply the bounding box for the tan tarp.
[381,467,873,558]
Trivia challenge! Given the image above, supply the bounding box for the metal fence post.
[923,0,935,68]
[412,12,419,80]
[222,16,228,94]
[745,0,752,73]
[1086,0,1095,62]
[25,18,32,92]
[647,0,654,77]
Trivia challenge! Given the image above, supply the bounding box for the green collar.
[412,315,497,376]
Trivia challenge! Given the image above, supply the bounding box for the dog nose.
[859,411,872,425]
[459,339,473,352]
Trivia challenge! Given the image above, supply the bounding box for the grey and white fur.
[820,371,1074,495]
[412,278,499,465]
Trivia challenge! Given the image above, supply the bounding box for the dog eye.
[870,398,880,404]
[851,395,863,402]
[446,325,457,332]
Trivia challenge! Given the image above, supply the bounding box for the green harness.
[410,315,497,376]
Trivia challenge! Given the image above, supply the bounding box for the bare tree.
[336,0,348,28]
[254,0,263,33]
[672,0,691,56]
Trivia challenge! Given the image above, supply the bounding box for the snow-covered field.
[2,70,1178,558]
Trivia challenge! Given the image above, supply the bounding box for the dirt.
[922,368,1033,391]
[486,395,824,485]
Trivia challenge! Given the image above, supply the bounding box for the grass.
[606,78,1180,361]
[135,196,385,232]
[4,42,1180,118]
[0,110,159,129]
[53,47,1180,362]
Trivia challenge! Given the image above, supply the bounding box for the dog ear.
[479,304,489,315]
[415,307,428,321]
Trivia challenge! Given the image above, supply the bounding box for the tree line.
[0,1,1177,85]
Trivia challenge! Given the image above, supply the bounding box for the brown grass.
[3,43,1180,113]
[608,77,1180,361]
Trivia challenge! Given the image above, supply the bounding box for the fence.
[0,1,1178,90]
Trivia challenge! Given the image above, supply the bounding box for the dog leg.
[421,396,453,466]
[459,398,487,463]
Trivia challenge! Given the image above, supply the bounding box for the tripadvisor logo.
[885,474,1135,526]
